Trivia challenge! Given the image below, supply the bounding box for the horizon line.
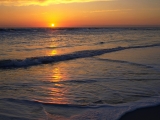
[1,25,160,29]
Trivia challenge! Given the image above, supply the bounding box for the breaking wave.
[0,43,160,69]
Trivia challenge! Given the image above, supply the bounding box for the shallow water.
[0,27,160,119]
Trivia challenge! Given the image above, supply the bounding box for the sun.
[51,23,55,27]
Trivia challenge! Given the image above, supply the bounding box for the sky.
[0,0,160,28]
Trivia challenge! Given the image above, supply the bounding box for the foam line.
[0,43,159,69]
[0,98,93,108]
[94,57,153,69]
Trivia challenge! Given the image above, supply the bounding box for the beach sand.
[119,104,160,120]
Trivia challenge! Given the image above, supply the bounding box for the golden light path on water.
[48,67,69,104]
[47,43,58,56]
[44,46,70,104]
[51,49,57,56]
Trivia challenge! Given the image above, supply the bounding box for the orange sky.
[0,0,160,28]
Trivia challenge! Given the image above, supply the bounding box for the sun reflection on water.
[47,67,69,104]
[44,43,70,104]
[46,43,58,56]
[52,67,62,82]
[51,49,57,56]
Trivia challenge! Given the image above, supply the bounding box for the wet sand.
[119,104,160,120]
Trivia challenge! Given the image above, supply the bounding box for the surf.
[0,43,160,69]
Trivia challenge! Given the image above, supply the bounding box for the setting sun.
[51,24,55,27]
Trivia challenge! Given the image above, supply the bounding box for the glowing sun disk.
[51,23,55,27]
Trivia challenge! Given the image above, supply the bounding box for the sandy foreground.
[119,104,160,120]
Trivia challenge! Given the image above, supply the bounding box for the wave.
[0,98,116,120]
[0,96,160,120]
[94,57,153,69]
[0,98,91,120]
[0,98,95,109]
[61,79,98,84]
[0,43,160,69]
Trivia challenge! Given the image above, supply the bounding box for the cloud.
[0,0,113,6]
[84,9,132,13]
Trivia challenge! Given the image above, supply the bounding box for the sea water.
[0,27,160,120]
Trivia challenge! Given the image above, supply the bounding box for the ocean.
[0,27,160,120]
